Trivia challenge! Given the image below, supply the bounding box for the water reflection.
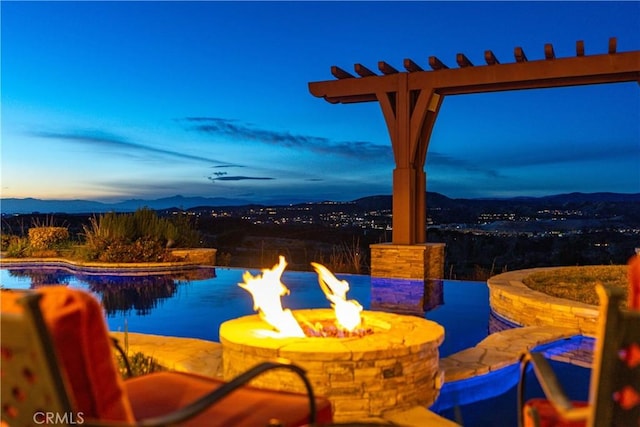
[3,266,216,316]
[6,268,74,286]
[370,277,444,315]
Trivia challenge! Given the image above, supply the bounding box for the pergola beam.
[428,56,449,70]
[545,43,556,60]
[330,66,354,80]
[404,58,423,72]
[456,53,474,68]
[515,46,528,62]
[354,63,377,77]
[378,61,399,75]
[485,50,500,65]
[311,51,640,102]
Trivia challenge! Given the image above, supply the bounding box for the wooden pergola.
[309,38,640,251]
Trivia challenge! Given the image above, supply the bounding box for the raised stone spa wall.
[487,268,599,335]
[220,309,445,422]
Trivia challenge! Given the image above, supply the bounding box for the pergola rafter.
[309,38,640,251]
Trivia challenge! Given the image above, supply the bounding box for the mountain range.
[1,192,639,215]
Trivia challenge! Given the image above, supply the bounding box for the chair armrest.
[83,359,318,427]
[145,360,317,426]
[518,351,590,427]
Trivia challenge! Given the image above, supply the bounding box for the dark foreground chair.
[517,283,640,427]
[1,286,333,427]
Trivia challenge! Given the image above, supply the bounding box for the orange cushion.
[524,398,589,427]
[1,287,134,422]
[124,371,333,427]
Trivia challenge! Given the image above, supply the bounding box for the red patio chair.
[1,286,333,427]
[517,280,640,427]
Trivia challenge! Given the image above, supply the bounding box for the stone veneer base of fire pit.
[220,309,445,422]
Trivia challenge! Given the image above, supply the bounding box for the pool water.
[432,337,592,426]
[0,265,592,426]
[0,265,490,356]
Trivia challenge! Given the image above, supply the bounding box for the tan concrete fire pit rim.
[219,308,445,354]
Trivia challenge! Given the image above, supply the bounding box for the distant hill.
[352,192,640,209]
[0,195,251,214]
[1,192,639,215]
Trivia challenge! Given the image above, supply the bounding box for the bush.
[6,236,31,257]
[81,208,200,263]
[1,234,12,251]
[28,227,70,250]
[116,351,165,379]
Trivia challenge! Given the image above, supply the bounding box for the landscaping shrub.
[28,227,70,250]
[116,351,165,379]
[81,208,200,263]
[1,234,12,251]
[6,236,31,257]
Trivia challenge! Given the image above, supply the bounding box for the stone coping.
[110,332,223,378]
[440,325,579,382]
[435,268,598,384]
[220,309,445,356]
[0,253,211,273]
[487,268,599,335]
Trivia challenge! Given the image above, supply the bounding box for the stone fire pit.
[220,308,445,422]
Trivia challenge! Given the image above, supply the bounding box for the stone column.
[370,243,445,314]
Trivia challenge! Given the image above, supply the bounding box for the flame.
[238,256,305,337]
[311,262,363,331]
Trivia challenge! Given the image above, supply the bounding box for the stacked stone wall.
[169,248,216,265]
[370,243,444,280]
[220,309,445,422]
[487,269,598,336]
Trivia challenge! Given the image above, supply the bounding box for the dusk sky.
[2,1,639,205]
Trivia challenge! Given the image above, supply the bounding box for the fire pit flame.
[238,256,305,337]
[311,262,363,331]
[238,256,365,337]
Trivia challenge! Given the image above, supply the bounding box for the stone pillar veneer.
[370,243,445,314]
[220,309,445,422]
[370,243,445,280]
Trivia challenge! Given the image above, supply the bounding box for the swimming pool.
[0,264,492,357]
[0,264,591,425]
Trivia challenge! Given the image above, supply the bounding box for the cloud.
[34,130,233,166]
[181,117,392,160]
[494,139,640,168]
[427,151,501,178]
[207,175,275,182]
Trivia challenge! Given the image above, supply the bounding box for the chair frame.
[1,290,320,427]
[1,293,74,424]
[517,284,640,427]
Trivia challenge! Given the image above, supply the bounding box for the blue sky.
[2,1,639,205]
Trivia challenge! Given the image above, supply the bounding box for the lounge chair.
[1,286,333,427]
